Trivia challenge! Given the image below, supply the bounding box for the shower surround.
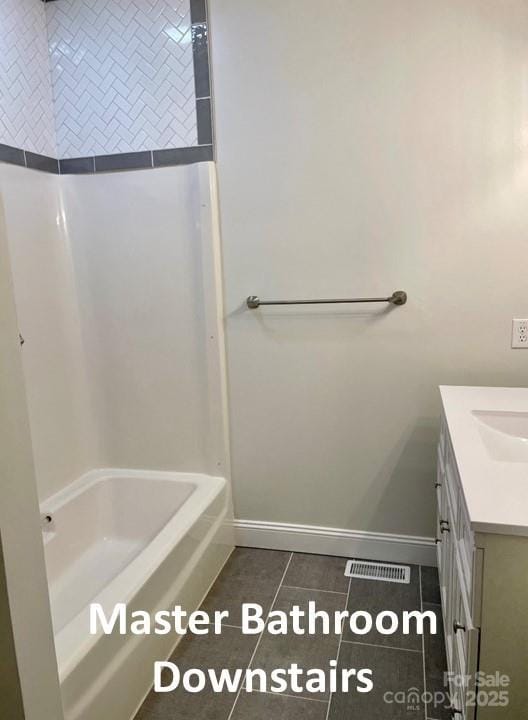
[0,2,230,713]
[1,157,234,720]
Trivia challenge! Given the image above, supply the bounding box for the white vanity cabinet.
[438,387,528,720]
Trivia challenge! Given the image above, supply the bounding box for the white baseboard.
[234,519,437,567]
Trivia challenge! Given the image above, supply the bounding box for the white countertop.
[440,385,528,537]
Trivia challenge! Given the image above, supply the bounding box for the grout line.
[324,575,351,720]
[226,552,293,720]
[250,688,328,704]
[206,622,243,629]
[419,566,428,720]
[281,584,347,596]
[340,639,422,654]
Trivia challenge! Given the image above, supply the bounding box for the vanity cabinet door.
[436,449,450,607]
[437,425,480,720]
[443,423,477,605]
[456,496,475,600]
[450,551,480,720]
[437,482,456,670]
[444,523,457,674]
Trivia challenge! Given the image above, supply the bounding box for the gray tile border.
[0,144,25,168]
[192,23,211,99]
[25,151,59,174]
[283,553,350,594]
[1,144,213,175]
[196,98,213,146]
[59,156,95,174]
[191,1,214,153]
[153,145,213,167]
[190,0,207,24]
[94,151,153,173]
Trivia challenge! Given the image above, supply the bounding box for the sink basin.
[473,410,528,463]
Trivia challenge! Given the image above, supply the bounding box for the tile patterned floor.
[135,548,451,720]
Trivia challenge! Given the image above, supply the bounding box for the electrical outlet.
[512,319,528,348]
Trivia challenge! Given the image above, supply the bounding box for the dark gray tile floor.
[135,626,256,720]
[200,548,291,626]
[135,549,450,720]
[331,641,424,718]
[250,585,345,700]
[342,563,422,651]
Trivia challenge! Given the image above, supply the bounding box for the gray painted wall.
[210,0,528,538]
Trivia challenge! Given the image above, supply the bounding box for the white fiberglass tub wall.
[0,163,99,499]
[5,162,229,496]
[43,469,230,720]
[62,163,228,478]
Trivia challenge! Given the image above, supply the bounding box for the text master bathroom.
[1,1,528,719]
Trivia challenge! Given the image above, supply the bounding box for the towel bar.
[246,290,407,309]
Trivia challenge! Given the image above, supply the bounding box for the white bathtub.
[41,469,233,720]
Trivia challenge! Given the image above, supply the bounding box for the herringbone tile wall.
[46,0,198,159]
[0,0,56,156]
